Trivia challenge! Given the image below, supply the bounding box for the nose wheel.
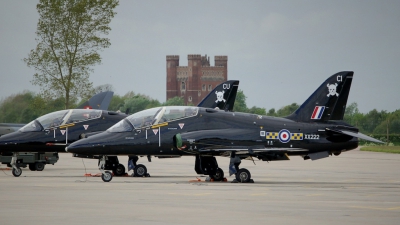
[99,155,113,182]
[101,171,113,182]
[12,167,22,177]
[10,153,22,177]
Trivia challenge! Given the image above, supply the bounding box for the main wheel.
[134,164,147,177]
[113,164,126,176]
[101,171,113,182]
[28,164,36,171]
[35,162,45,171]
[12,168,22,177]
[235,168,251,183]
[210,168,224,181]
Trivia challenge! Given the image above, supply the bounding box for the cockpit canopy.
[108,106,198,133]
[19,109,102,132]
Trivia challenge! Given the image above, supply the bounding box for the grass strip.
[360,146,400,154]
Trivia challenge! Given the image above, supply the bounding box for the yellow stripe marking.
[59,123,75,129]
[151,122,168,129]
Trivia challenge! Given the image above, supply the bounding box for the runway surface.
[0,148,399,225]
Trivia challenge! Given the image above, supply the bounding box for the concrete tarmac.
[0,148,399,225]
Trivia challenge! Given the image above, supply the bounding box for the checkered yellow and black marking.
[291,133,304,140]
[266,132,279,139]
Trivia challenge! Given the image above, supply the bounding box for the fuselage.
[0,109,126,153]
[66,107,358,157]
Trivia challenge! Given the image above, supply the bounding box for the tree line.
[1,89,398,136]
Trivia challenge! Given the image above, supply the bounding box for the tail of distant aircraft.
[285,71,353,122]
[197,80,239,111]
[76,91,114,110]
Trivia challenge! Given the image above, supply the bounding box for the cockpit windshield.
[107,106,198,133]
[19,109,102,132]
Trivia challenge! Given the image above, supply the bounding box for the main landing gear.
[229,152,253,183]
[194,155,225,181]
[128,156,150,177]
[194,154,253,183]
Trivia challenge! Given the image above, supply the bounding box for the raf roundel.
[278,129,291,143]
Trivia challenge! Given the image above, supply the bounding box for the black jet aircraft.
[0,81,239,177]
[66,71,383,183]
[0,91,114,137]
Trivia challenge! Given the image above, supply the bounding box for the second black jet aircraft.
[66,71,383,183]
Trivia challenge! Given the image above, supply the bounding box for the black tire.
[101,171,113,182]
[12,168,22,177]
[35,162,45,171]
[113,164,126,176]
[134,164,147,177]
[210,168,224,181]
[28,164,36,171]
[235,168,251,183]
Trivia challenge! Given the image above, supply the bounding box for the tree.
[0,91,68,123]
[121,94,161,115]
[163,96,185,106]
[374,110,400,145]
[276,103,299,117]
[24,0,119,109]
[248,106,267,115]
[361,109,387,134]
[108,94,125,111]
[344,102,364,128]
[233,90,248,113]
[267,108,277,117]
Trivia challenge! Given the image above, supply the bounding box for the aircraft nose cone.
[0,131,22,145]
[66,138,92,153]
[67,131,125,155]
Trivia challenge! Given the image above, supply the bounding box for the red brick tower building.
[166,54,228,105]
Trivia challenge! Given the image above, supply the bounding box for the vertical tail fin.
[285,71,353,122]
[76,91,114,110]
[197,80,239,111]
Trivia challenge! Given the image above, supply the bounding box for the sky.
[1,0,399,113]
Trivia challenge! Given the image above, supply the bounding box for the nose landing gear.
[99,155,112,182]
[10,153,22,177]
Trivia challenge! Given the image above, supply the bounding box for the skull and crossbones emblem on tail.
[215,90,226,103]
[327,83,339,97]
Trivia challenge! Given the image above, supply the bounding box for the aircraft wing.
[175,129,307,160]
[326,128,384,144]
